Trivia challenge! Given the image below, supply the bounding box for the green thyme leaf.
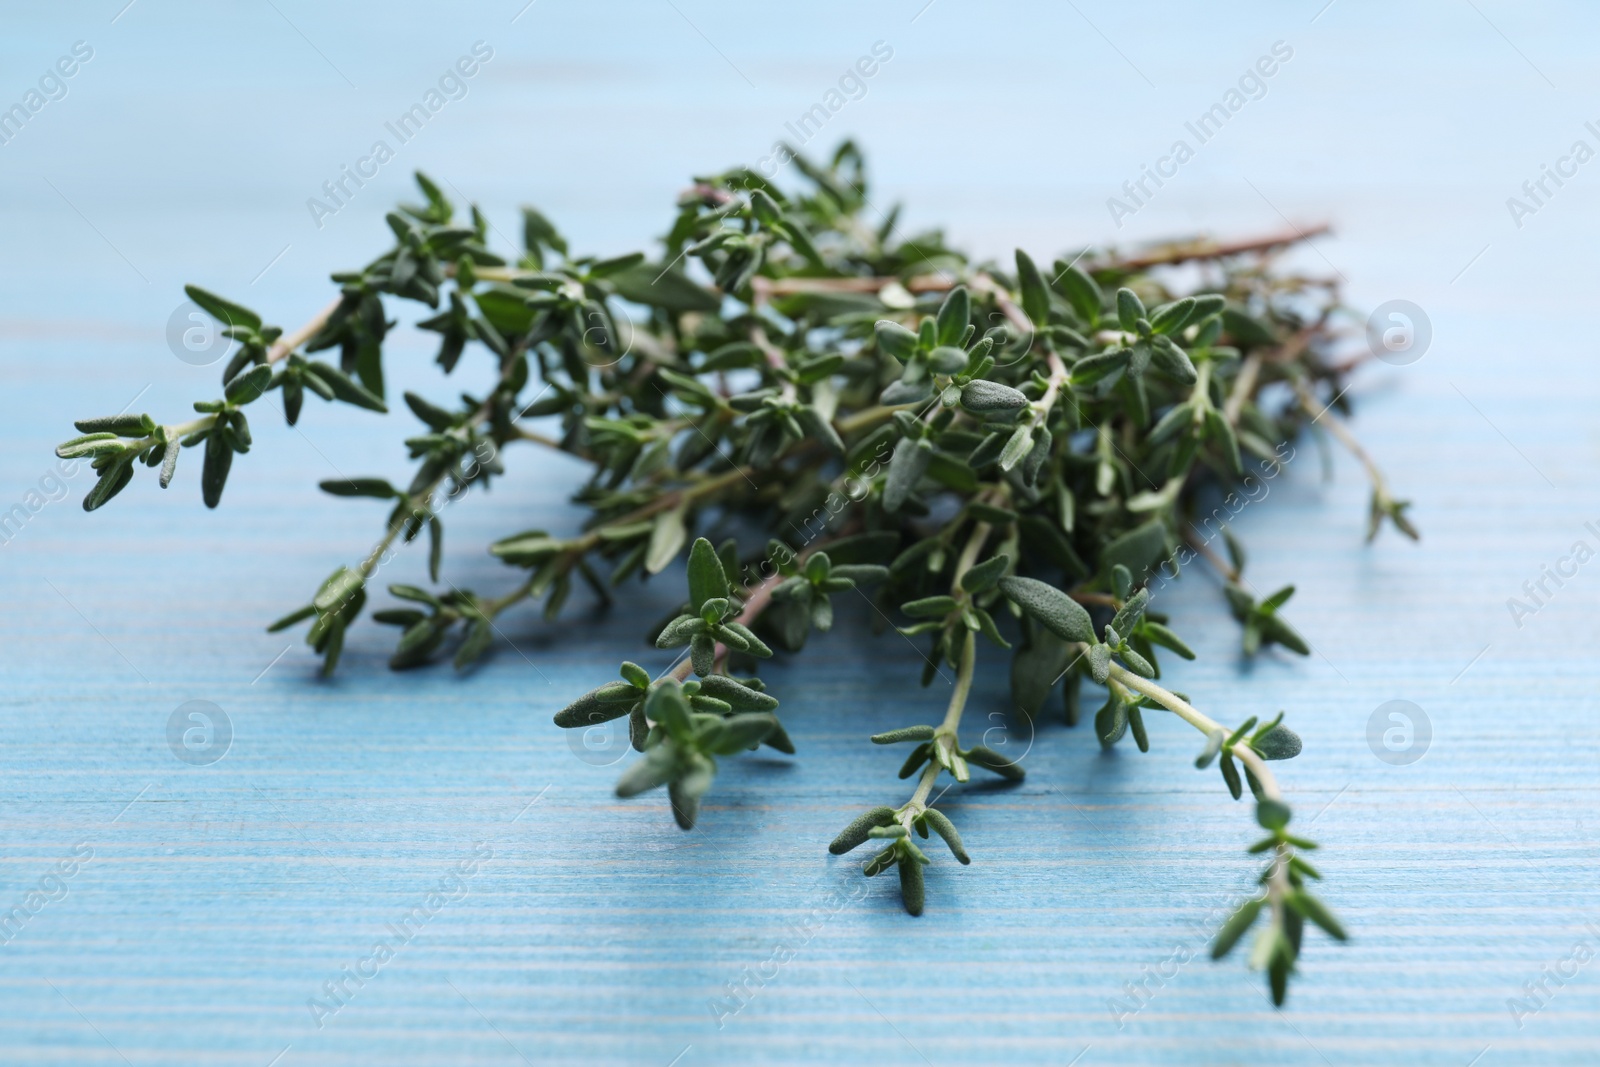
[997,576,1094,643]
[920,807,970,864]
[960,379,1029,413]
[185,284,262,330]
[897,846,926,915]
[1212,897,1265,958]
[1014,249,1050,327]
[872,725,937,744]
[224,364,273,405]
[830,807,898,854]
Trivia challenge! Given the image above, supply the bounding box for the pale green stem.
[1032,351,1070,422]
[1191,358,1214,424]
[266,295,344,364]
[1294,379,1393,502]
[901,518,992,820]
[908,628,976,812]
[115,414,218,455]
[1106,659,1293,912]
[835,404,910,436]
[1224,352,1261,425]
[168,415,217,438]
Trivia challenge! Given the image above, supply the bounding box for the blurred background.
[2,2,1597,1064]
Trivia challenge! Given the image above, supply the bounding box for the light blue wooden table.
[2,1,1598,1063]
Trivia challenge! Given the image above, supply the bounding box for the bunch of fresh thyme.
[59,143,1413,1005]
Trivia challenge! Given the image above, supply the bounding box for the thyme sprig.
[59,144,1406,1006]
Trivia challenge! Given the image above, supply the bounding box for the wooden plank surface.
[2,2,1598,1063]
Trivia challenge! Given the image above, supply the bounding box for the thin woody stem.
[266,295,344,364]
[756,225,1333,300]
[348,339,533,584]
[971,272,1032,333]
[509,425,569,451]
[356,432,485,579]
[1293,379,1390,498]
[663,530,849,683]
[667,570,785,683]
[1106,224,1330,271]
[1184,528,1241,584]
